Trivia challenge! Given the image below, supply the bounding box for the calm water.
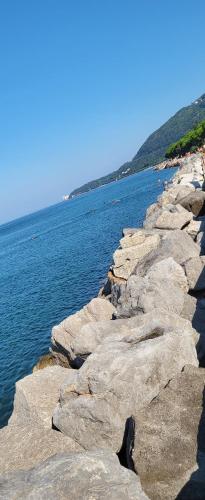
[0,167,176,427]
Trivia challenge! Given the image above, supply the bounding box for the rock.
[154,204,193,230]
[133,229,199,277]
[158,184,194,208]
[146,257,188,292]
[114,230,199,318]
[52,298,115,366]
[183,257,205,291]
[9,366,70,430]
[143,205,162,229]
[0,449,149,500]
[116,256,189,319]
[133,365,205,500]
[112,230,160,280]
[68,308,197,359]
[53,320,198,452]
[122,228,139,236]
[0,423,82,473]
[177,190,205,216]
[184,219,202,239]
[181,294,197,322]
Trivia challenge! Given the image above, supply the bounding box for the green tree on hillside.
[166,120,205,158]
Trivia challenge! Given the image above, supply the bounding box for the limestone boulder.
[70,308,198,359]
[0,449,149,500]
[52,298,115,366]
[112,230,160,280]
[157,184,194,207]
[53,322,198,452]
[116,257,188,318]
[0,423,82,473]
[9,365,70,429]
[132,229,199,277]
[184,219,202,239]
[177,190,205,216]
[154,204,192,230]
[133,365,205,500]
[183,256,205,291]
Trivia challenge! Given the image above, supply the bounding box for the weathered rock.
[177,190,205,216]
[0,449,149,500]
[184,219,202,239]
[52,298,115,366]
[9,366,70,429]
[158,184,194,207]
[122,227,139,236]
[143,205,162,229]
[53,321,198,452]
[0,423,82,473]
[112,230,160,280]
[68,308,198,360]
[154,204,192,230]
[183,256,205,291]
[133,365,205,500]
[133,229,199,276]
[116,257,189,318]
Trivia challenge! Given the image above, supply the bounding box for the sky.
[1,0,205,224]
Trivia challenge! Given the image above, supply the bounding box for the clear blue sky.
[1,0,205,223]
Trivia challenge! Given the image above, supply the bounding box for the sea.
[0,167,176,428]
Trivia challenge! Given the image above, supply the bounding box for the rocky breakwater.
[1,153,205,499]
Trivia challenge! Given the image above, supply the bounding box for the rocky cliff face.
[1,153,205,499]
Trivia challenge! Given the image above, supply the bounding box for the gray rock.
[71,308,198,358]
[111,230,199,317]
[9,366,70,429]
[154,204,193,230]
[116,257,188,318]
[157,184,194,207]
[183,257,205,291]
[112,230,160,280]
[184,219,204,239]
[132,229,199,277]
[53,320,198,452]
[0,449,149,500]
[133,365,205,500]
[52,298,115,366]
[177,190,205,216]
[0,423,82,473]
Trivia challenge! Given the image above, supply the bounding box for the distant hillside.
[70,93,205,197]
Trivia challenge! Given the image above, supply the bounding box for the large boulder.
[177,190,205,217]
[68,309,197,359]
[0,423,82,473]
[0,449,149,500]
[112,230,160,280]
[158,184,195,207]
[53,319,198,452]
[52,298,115,367]
[112,230,199,315]
[154,204,193,230]
[9,365,70,429]
[116,257,188,318]
[133,229,199,275]
[183,256,205,291]
[133,365,205,500]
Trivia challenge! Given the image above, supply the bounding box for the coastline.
[1,152,205,498]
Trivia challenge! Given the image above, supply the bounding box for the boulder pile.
[1,152,205,499]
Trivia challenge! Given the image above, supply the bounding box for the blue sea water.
[0,167,176,428]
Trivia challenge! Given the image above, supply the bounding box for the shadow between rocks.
[118,416,135,471]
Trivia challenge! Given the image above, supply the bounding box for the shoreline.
[1,152,205,499]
